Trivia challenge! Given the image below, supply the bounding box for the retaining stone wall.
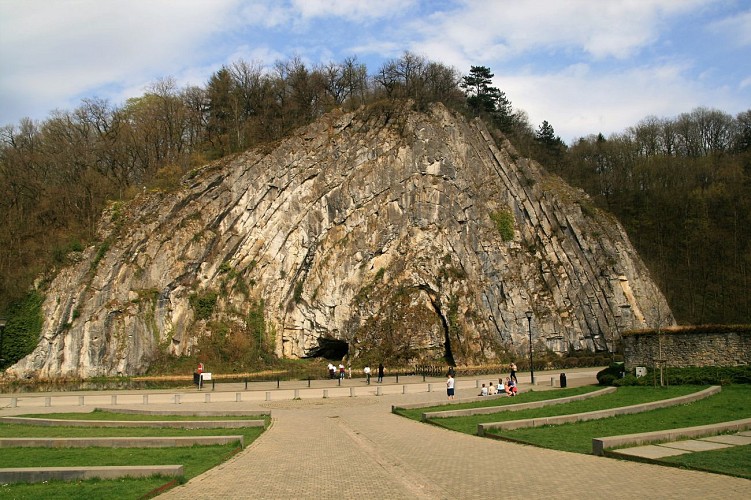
[622,329,751,368]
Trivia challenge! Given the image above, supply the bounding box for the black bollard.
[277,378,280,389]
[308,377,311,388]
[245,378,248,390]
[212,379,215,391]
[395,373,399,383]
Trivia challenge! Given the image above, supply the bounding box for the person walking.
[364,365,371,385]
[446,373,455,400]
[339,364,345,380]
[510,362,518,384]
[377,362,385,383]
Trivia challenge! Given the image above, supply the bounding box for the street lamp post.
[525,311,534,385]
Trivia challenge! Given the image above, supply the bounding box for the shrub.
[613,374,649,387]
[596,362,625,386]
[189,291,218,320]
[564,358,579,368]
[489,209,515,241]
[0,291,44,368]
[293,281,304,303]
[599,365,751,386]
[91,240,110,269]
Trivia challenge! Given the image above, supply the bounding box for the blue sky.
[1,0,749,143]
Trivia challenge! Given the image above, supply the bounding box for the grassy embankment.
[396,385,751,479]
[0,411,268,499]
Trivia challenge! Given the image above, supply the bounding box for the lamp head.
[525,311,533,320]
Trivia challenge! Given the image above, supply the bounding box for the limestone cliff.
[7,102,673,378]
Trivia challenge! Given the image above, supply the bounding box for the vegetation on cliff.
[1,52,749,372]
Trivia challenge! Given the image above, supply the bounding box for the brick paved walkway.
[154,375,751,500]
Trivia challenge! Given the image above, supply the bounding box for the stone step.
[0,416,263,428]
[0,435,244,448]
[0,465,183,484]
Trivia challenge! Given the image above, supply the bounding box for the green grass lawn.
[0,423,263,439]
[393,385,600,420]
[427,385,702,434]
[1,477,173,500]
[495,385,749,453]
[0,411,267,499]
[660,444,751,480]
[397,384,751,479]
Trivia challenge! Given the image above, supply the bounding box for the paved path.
[155,373,750,499]
[3,370,750,499]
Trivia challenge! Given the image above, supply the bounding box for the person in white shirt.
[364,365,371,384]
[497,378,506,395]
[446,374,455,399]
[479,383,488,396]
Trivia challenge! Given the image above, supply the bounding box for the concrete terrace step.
[478,386,722,436]
[94,407,271,417]
[0,416,264,428]
[392,393,508,412]
[0,465,183,484]
[421,386,616,421]
[593,417,751,456]
[0,435,245,448]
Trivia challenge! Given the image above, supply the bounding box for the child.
[497,378,506,395]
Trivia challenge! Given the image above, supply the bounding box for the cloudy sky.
[1,0,749,143]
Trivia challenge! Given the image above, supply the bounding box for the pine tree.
[460,66,513,131]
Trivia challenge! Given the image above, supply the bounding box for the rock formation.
[7,101,673,379]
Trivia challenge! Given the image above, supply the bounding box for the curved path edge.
[478,385,721,435]
[422,386,616,420]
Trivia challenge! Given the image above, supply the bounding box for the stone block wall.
[622,327,751,368]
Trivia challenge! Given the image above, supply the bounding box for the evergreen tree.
[205,67,236,157]
[460,66,513,131]
[461,66,500,114]
[535,120,566,149]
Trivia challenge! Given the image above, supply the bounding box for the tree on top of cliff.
[460,65,513,131]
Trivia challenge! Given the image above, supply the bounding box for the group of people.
[327,362,384,383]
[363,363,385,384]
[327,363,346,380]
[447,362,520,399]
[478,377,517,397]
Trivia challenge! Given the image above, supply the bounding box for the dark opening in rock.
[304,337,349,360]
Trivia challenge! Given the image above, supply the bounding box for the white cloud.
[0,0,239,122]
[708,8,751,47]
[411,0,713,60]
[235,1,292,29]
[0,0,747,141]
[503,61,738,142]
[290,0,417,22]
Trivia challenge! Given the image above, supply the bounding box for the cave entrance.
[304,337,349,360]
